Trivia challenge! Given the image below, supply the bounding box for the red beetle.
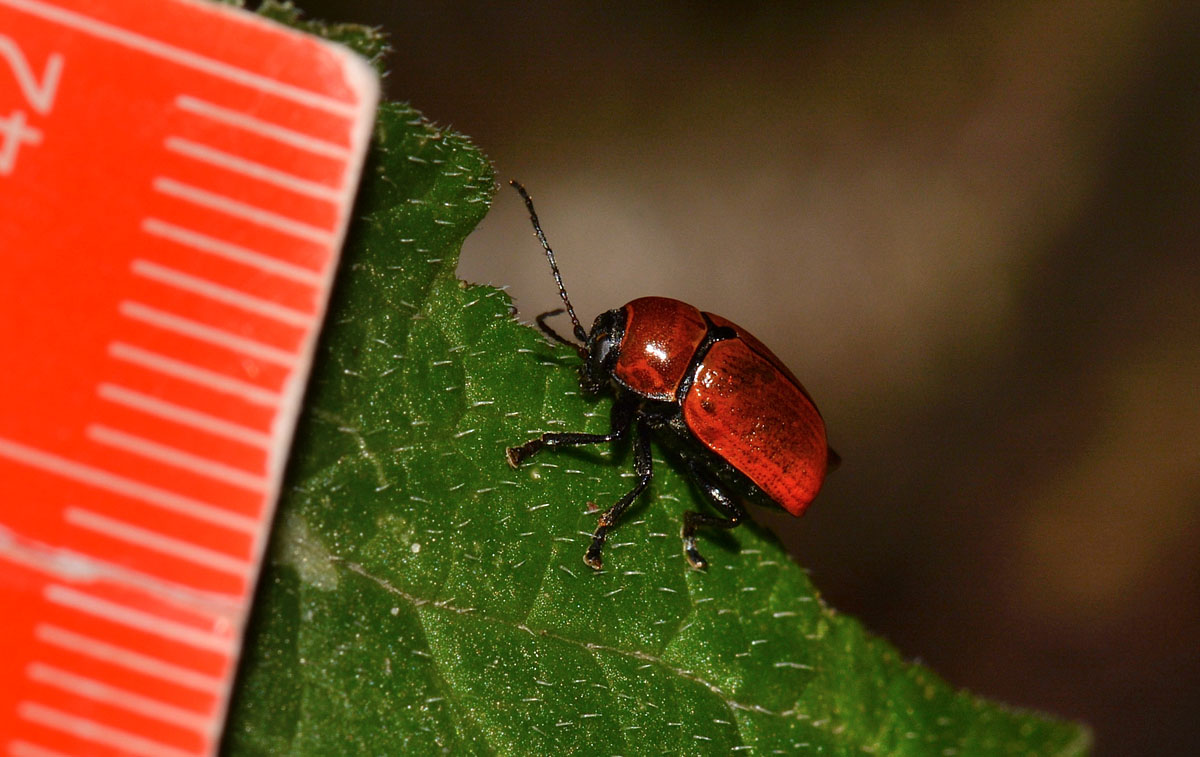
[506,181,837,570]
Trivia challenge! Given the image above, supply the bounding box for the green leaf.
[224,11,1092,757]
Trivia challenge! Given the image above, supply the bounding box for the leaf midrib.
[332,555,831,742]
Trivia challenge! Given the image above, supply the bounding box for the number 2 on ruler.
[0,33,64,175]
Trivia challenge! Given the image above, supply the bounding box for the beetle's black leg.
[506,401,634,468]
[534,309,586,355]
[680,460,747,570]
[584,420,653,570]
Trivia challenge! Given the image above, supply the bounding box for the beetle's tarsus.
[586,518,615,569]
[681,520,709,570]
[506,439,544,467]
[505,446,522,468]
[583,546,603,570]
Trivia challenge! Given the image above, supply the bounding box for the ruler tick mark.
[43,585,233,654]
[86,424,267,492]
[131,259,311,328]
[2,0,359,117]
[0,436,257,533]
[119,300,297,367]
[26,662,212,732]
[153,177,335,245]
[65,506,252,576]
[141,218,323,285]
[109,342,282,407]
[34,624,225,694]
[7,739,76,757]
[97,383,272,449]
[16,701,200,757]
[174,95,352,159]
[165,137,342,202]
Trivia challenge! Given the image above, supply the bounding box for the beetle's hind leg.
[680,459,747,570]
[584,420,653,570]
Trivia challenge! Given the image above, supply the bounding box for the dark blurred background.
[293,2,1199,753]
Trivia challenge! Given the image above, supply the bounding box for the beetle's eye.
[593,333,613,366]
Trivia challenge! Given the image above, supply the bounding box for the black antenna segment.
[510,180,588,345]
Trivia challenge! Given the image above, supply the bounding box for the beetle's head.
[580,308,626,396]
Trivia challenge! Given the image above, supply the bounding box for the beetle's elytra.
[506,181,837,570]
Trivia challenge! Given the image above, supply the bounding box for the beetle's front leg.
[505,399,634,467]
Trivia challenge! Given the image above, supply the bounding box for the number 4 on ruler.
[0,34,62,174]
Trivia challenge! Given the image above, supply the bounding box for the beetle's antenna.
[510,180,588,345]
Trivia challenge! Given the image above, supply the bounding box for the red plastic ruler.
[0,0,377,753]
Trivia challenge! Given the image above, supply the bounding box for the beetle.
[506,180,837,570]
